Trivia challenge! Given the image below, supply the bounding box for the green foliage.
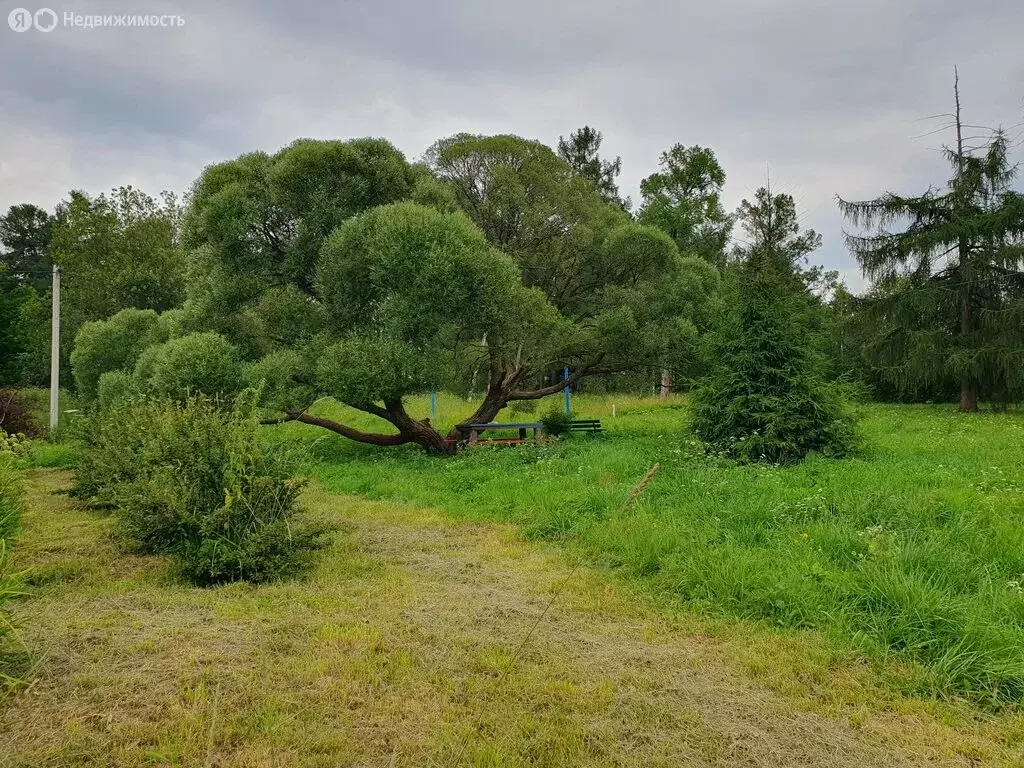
[428,134,720,379]
[693,187,856,463]
[839,128,1024,409]
[0,390,38,438]
[540,406,572,436]
[29,186,185,391]
[71,308,163,402]
[427,134,627,304]
[0,268,44,387]
[637,144,731,267]
[75,392,327,584]
[0,430,30,461]
[243,348,318,414]
[734,187,822,271]
[183,138,415,322]
[96,370,138,413]
[0,203,52,293]
[312,201,572,412]
[827,282,957,403]
[7,288,49,387]
[317,202,530,342]
[556,126,627,209]
[177,134,721,451]
[51,187,184,321]
[0,457,20,540]
[133,332,243,403]
[317,336,431,408]
[508,399,537,416]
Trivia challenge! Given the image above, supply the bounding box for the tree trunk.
[263,404,453,454]
[267,352,608,455]
[383,399,453,453]
[659,369,671,399]
[448,353,607,443]
[957,236,978,413]
[953,78,978,415]
[959,378,977,412]
[452,387,507,438]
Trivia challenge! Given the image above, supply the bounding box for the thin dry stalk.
[621,463,659,513]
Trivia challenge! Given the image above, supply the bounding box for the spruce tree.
[692,186,856,463]
[838,75,1024,410]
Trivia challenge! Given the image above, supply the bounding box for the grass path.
[2,470,1020,766]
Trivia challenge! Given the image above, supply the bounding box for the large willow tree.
[838,85,1024,410]
[426,134,721,409]
[74,136,718,453]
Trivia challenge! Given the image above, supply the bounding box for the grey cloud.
[1,0,1022,290]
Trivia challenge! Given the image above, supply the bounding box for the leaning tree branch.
[507,354,605,400]
[261,411,411,446]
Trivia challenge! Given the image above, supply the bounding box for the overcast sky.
[2,0,1022,291]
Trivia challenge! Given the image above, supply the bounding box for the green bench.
[567,419,603,434]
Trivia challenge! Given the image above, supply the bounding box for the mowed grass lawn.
[277,394,1024,706]
[5,396,1024,765]
[4,470,1024,766]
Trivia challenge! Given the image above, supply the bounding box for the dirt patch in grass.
[1,470,1022,766]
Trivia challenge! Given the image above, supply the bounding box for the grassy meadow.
[5,394,1024,765]
[273,393,1024,706]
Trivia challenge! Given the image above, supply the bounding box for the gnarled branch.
[262,411,411,446]
[507,354,606,400]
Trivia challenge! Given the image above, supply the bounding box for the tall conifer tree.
[692,185,855,463]
[838,73,1024,410]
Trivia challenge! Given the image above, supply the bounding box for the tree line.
[2,94,1022,453]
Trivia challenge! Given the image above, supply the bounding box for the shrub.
[70,308,163,403]
[75,390,328,584]
[0,458,20,542]
[134,332,243,403]
[540,406,572,437]
[0,430,30,462]
[96,370,138,413]
[0,390,38,438]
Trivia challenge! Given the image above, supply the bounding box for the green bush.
[134,332,243,403]
[0,390,38,438]
[96,370,138,413]
[75,390,328,584]
[540,406,572,436]
[0,430,30,463]
[71,308,163,403]
[0,459,19,542]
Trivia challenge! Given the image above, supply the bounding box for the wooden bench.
[567,419,603,434]
[457,422,544,445]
